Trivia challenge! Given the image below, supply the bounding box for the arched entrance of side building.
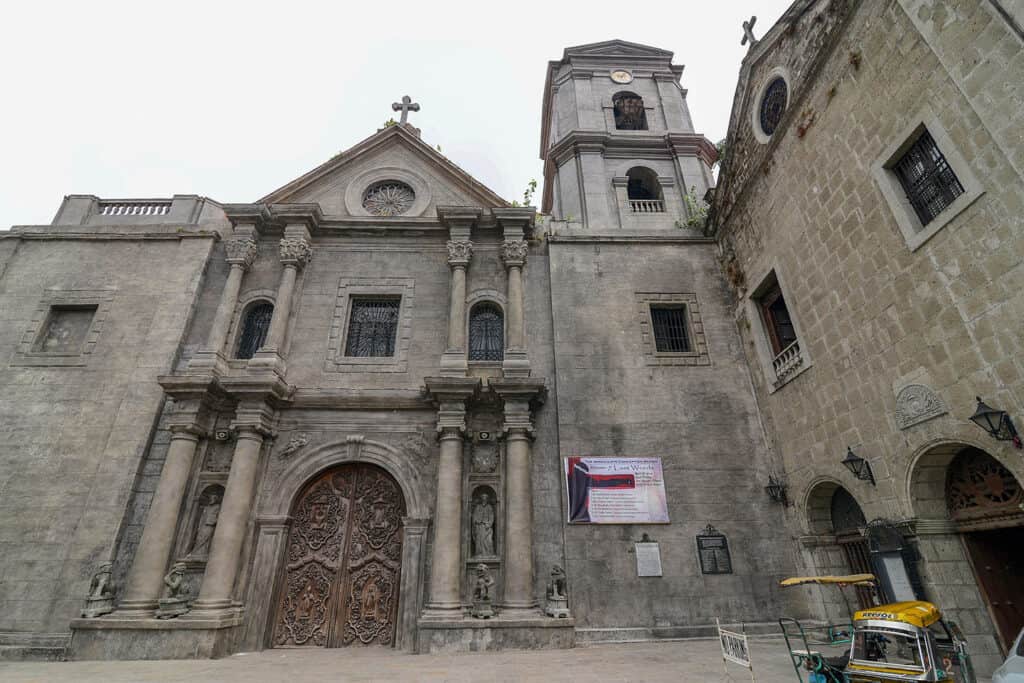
[805,481,874,612]
[910,442,1024,660]
[272,463,406,648]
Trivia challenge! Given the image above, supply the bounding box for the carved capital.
[279,238,312,268]
[446,240,473,267]
[500,240,528,268]
[224,238,258,269]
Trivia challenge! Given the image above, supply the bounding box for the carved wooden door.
[272,464,405,648]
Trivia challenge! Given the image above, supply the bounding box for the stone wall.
[715,0,1024,673]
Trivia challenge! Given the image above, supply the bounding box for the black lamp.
[842,447,876,486]
[969,396,1022,449]
[765,475,788,505]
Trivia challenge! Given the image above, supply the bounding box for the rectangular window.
[757,285,797,356]
[891,129,965,228]
[344,298,400,357]
[650,305,691,353]
[33,305,98,354]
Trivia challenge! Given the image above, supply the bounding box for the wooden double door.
[273,464,405,648]
[964,526,1024,652]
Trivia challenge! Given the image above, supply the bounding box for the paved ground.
[1,639,804,682]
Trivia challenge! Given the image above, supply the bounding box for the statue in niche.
[80,561,114,618]
[545,564,569,618]
[471,563,495,619]
[471,492,495,557]
[186,488,222,559]
[156,562,191,619]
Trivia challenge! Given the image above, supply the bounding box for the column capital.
[500,239,528,269]
[279,237,312,268]
[229,401,277,439]
[424,376,480,434]
[492,378,546,437]
[446,240,473,268]
[224,238,258,269]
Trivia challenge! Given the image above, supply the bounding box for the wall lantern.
[969,396,1022,449]
[765,475,788,505]
[842,447,876,486]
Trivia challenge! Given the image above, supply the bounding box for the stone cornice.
[490,378,547,407]
[267,203,324,231]
[437,206,484,228]
[423,376,481,403]
[6,226,219,241]
[222,204,272,230]
[289,388,432,410]
[492,207,536,241]
[218,374,294,408]
[547,130,717,168]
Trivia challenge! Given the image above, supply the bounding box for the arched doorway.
[945,447,1024,650]
[272,463,406,648]
[806,482,874,610]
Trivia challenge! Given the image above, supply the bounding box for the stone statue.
[471,492,495,557]
[471,563,495,619]
[156,562,191,619]
[187,489,222,559]
[80,561,114,618]
[545,564,569,618]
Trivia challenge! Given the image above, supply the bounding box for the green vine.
[681,186,708,229]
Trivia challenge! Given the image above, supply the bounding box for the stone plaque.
[894,384,946,429]
[697,525,732,575]
[635,542,662,577]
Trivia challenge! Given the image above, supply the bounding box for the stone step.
[575,622,787,646]
[0,632,70,661]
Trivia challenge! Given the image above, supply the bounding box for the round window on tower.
[758,76,788,138]
[362,181,416,216]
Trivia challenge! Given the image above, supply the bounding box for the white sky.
[0,0,792,227]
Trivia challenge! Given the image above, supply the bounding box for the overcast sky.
[0,0,792,227]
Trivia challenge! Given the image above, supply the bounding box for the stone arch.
[803,477,866,535]
[904,437,1017,521]
[625,166,663,201]
[266,436,429,520]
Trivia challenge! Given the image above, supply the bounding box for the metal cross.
[391,95,420,124]
[741,16,758,47]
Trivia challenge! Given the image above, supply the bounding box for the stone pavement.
[0,639,805,683]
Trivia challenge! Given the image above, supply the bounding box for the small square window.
[344,297,400,358]
[33,305,97,354]
[890,129,965,228]
[650,305,691,353]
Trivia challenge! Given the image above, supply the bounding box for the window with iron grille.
[236,302,274,359]
[468,303,504,361]
[344,298,400,357]
[891,129,965,227]
[650,305,691,353]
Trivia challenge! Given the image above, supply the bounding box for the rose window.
[362,181,415,216]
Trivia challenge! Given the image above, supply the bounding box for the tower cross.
[391,95,420,124]
[741,16,758,47]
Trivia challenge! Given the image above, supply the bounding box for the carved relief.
[471,442,498,473]
[273,464,405,648]
[446,240,473,266]
[399,431,431,460]
[279,238,313,267]
[224,238,258,268]
[471,563,495,619]
[947,448,1023,520]
[81,561,114,618]
[278,433,310,460]
[500,240,528,268]
[895,384,947,429]
[156,562,191,619]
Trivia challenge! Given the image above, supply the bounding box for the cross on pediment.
[741,16,758,47]
[391,95,420,124]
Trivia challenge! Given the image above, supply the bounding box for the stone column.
[501,240,531,377]
[397,518,429,651]
[264,236,311,353]
[119,424,204,614]
[440,240,472,376]
[493,379,545,614]
[190,405,273,614]
[422,377,479,618]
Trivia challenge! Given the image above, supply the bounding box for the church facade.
[0,2,1021,673]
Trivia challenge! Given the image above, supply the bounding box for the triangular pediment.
[259,124,508,217]
[563,39,673,59]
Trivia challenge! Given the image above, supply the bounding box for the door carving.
[273,464,405,648]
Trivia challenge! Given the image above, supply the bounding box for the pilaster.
[437,207,482,377]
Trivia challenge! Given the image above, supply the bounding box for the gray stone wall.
[715,0,1024,673]
[0,230,216,635]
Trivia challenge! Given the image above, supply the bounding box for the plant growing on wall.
[681,186,709,229]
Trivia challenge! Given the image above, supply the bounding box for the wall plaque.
[696,524,732,575]
[635,542,663,577]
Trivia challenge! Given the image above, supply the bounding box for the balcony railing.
[629,199,665,213]
[771,340,804,386]
[99,201,172,217]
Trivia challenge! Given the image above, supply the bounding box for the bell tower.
[539,40,717,231]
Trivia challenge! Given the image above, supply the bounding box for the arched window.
[468,303,504,361]
[625,167,664,213]
[758,77,788,137]
[613,92,648,131]
[235,301,274,359]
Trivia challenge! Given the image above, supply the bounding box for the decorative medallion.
[471,442,498,473]
[610,69,633,84]
[362,181,415,216]
[895,384,947,430]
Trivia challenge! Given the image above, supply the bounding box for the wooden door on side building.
[272,463,406,648]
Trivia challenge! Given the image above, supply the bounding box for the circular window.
[758,77,788,137]
[362,181,415,216]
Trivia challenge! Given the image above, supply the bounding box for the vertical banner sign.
[564,457,669,524]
